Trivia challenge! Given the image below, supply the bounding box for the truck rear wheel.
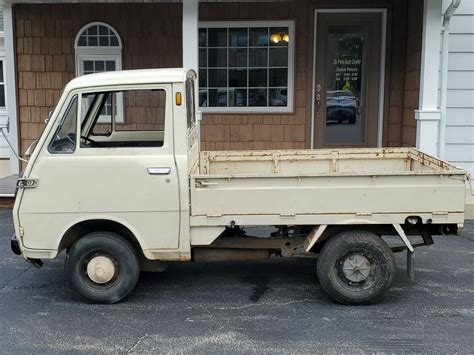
[65,232,140,304]
[316,230,395,305]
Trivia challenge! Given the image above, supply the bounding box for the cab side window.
[48,95,78,154]
[80,89,166,148]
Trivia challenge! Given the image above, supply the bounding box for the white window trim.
[0,57,6,111]
[74,22,123,77]
[76,57,124,123]
[1,4,20,174]
[74,22,123,52]
[198,20,295,114]
[74,22,123,122]
[75,54,122,77]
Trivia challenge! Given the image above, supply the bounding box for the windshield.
[48,95,78,154]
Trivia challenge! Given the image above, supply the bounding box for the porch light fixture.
[270,33,282,44]
[270,32,289,44]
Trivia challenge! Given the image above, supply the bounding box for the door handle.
[315,84,322,113]
[147,167,171,175]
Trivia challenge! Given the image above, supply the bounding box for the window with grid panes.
[75,23,122,78]
[0,60,5,109]
[198,22,294,112]
[75,23,123,121]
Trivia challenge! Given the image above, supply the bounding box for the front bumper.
[11,234,43,267]
[11,234,21,255]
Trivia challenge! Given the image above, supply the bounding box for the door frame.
[310,8,387,148]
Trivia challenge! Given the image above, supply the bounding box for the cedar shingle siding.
[199,1,309,150]
[14,3,182,154]
[14,1,422,153]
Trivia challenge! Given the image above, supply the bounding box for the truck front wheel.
[65,232,140,304]
[316,230,395,305]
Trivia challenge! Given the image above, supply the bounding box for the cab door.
[18,85,180,252]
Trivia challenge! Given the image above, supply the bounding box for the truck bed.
[189,148,467,226]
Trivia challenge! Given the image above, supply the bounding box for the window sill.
[199,107,294,115]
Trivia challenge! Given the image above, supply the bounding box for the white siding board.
[450,162,474,173]
[0,147,10,157]
[439,71,474,89]
[443,0,474,15]
[443,9,474,176]
[446,126,474,144]
[445,144,474,162]
[454,1,474,15]
[450,16,474,34]
[448,71,474,89]
[448,53,474,70]
[446,89,474,108]
[447,107,474,125]
[449,33,474,52]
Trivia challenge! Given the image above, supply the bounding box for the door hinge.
[17,178,38,189]
[19,227,24,237]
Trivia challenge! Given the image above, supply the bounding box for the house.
[0,0,473,213]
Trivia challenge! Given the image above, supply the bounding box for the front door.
[313,12,383,148]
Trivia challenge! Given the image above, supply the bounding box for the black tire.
[316,230,395,305]
[65,232,140,304]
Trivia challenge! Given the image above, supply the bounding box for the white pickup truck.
[11,69,467,305]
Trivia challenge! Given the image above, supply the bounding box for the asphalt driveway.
[0,208,473,353]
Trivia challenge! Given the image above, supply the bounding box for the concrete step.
[0,174,18,198]
[0,197,14,208]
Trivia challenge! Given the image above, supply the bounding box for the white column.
[3,4,20,174]
[415,0,442,156]
[182,0,199,73]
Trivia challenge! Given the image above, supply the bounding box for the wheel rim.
[86,255,116,284]
[340,253,372,284]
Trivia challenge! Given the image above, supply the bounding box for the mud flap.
[393,224,415,281]
[407,250,415,281]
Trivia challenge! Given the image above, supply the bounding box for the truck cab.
[12,69,467,305]
[14,69,197,259]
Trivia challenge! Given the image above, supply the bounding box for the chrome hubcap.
[342,254,371,282]
[86,256,116,284]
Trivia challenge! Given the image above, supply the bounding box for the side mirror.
[25,139,39,158]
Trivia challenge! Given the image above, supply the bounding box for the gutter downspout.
[439,0,462,159]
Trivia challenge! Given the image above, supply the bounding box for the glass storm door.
[313,12,382,148]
